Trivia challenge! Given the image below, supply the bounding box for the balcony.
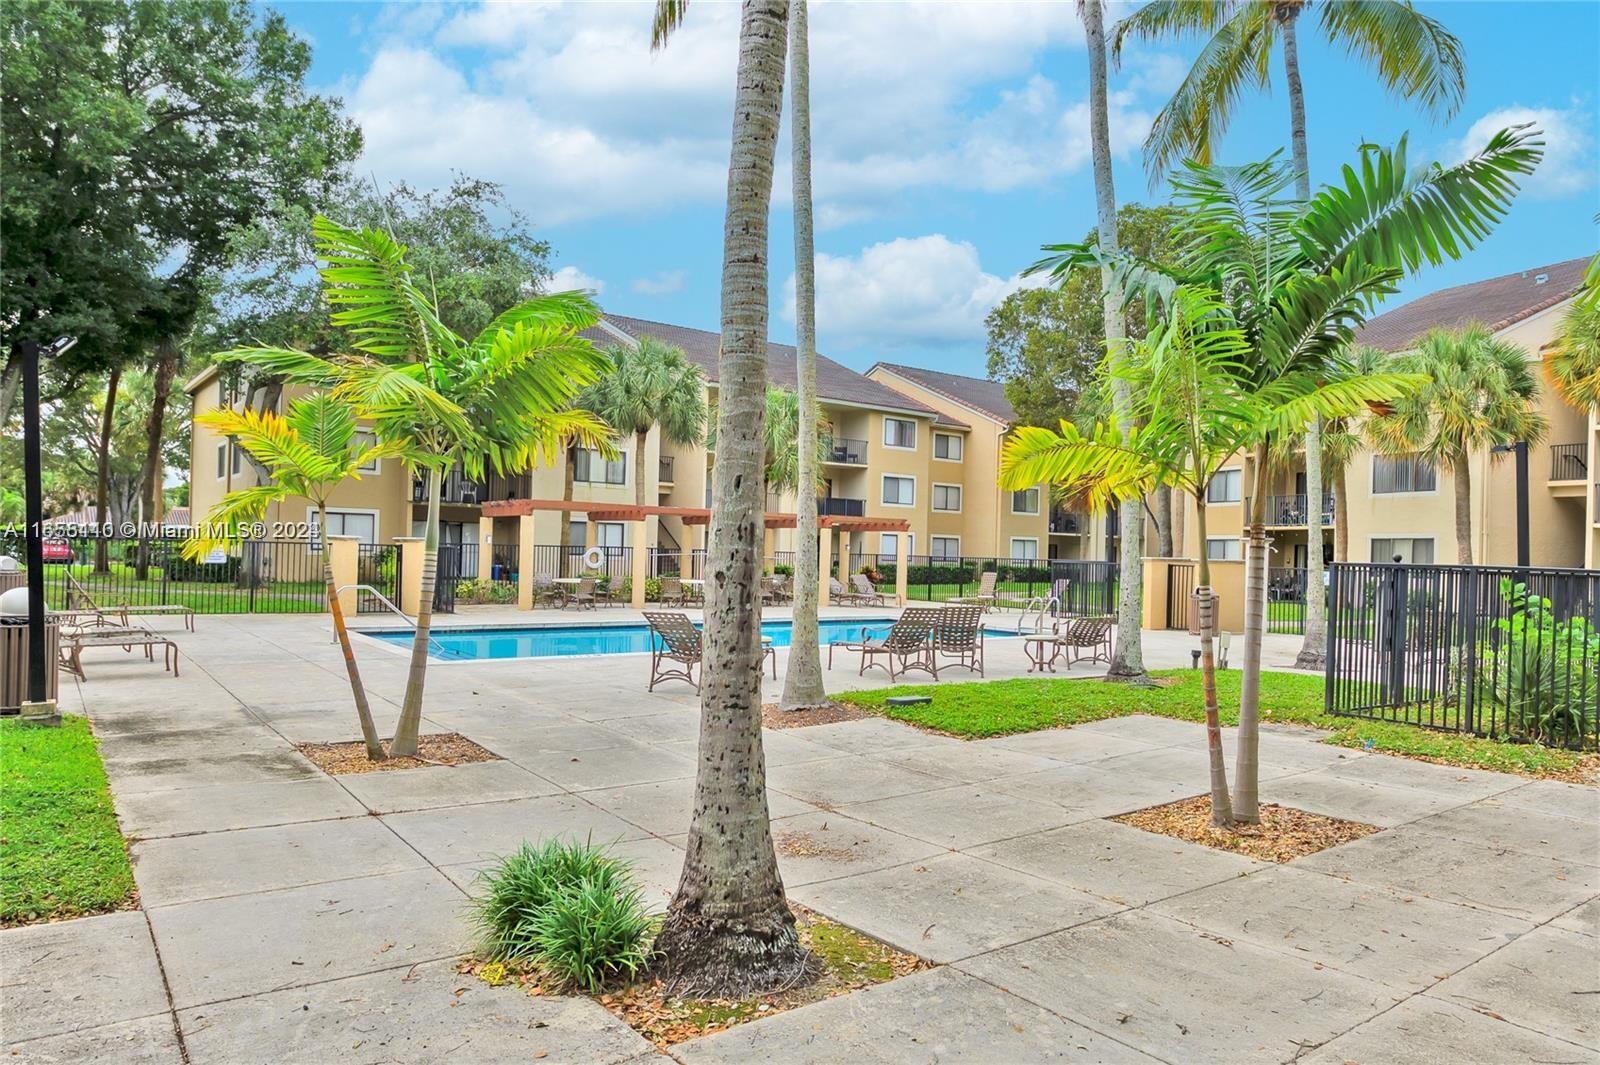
[1050,509,1086,535]
[483,471,531,502]
[658,455,675,485]
[1244,493,1335,527]
[413,468,486,505]
[825,438,868,465]
[1551,442,1587,482]
[818,496,866,517]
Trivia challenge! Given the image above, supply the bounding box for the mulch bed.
[462,905,927,1050]
[1112,795,1380,863]
[295,733,498,775]
[761,702,870,729]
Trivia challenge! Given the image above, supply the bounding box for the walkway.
[3,609,1595,1064]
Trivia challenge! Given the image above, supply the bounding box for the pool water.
[364,617,912,661]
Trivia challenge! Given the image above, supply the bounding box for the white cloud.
[787,234,1046,350]
[549,265,606,295]
[1451,105,1595,198]
[631,270,688,296]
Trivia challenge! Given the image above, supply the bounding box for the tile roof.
[868,362,1017,426]
[589,314,966,426]
[1354,256,1591,352]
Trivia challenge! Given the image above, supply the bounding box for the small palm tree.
[756,386,830,497]
[219,217,613,757]
[184,394,406,760]
[1547,256,1600,411]
[585,338,707,507]
[1368,325,1547,564]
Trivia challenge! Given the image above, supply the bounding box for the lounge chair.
[644,611,773,691]
[657,577,687,607]
[567,577,599,610]
[829,577,867,606]
[67,573,196,631]
[931,604,984,677]
[954,570,999,612]
[58,626,180,679]
[854,607,938,681]
[850,574,887,607]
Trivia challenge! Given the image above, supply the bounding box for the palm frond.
[651,0,689,50]
[181,485,289,560]
[1318,0,1466,122]
[312,216,457,364]
[1109,0,1235,60]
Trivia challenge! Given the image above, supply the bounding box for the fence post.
[1324,564,1338,716]
[1461,566,1478,735]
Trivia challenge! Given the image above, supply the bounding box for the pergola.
[479,499,911,608]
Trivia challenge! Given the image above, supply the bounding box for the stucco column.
[517,515,537,610]
[678,525,693,580]
[762,526,775,575]
[327,535,359,618]
[394,537,424,615]
[818,527,832,606]
[631,520,649,609]
[477,525,494,581]
[838,532,852,585]
[894,530,908,606]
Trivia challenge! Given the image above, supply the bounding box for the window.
[1011,487,1040,515]
[352,430,379,474]
[573,447,626,485]
[215,443,226,480]
[882,475,915,506]
[1009,537,1039,561]
[1371,537,1435,564]
[1372,454,1438,494]
[230,441,242,476]
[932,484,962,511]
[1207,468,1242,503]
[933,432,963,461]
[878,532,911,562]
[596,522,625,549]
[931,536,960,561]
[1206,537,1242,561]
[309,508,377,547]
[883,417,917,449]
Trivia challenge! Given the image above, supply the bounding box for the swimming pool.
[363,617,915,661]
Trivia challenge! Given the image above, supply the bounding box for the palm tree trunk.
[93,366,122,573]
[1281,10,1312,202]
[319,502,385,760]
[1233,443,1270,823]
[391,465,441,758]
[1083,0,1146,683]
[1154,485,1174,556]
[1453,448,1473,563]
[1334,462,1349,561]
[559,450,576,577]
[654,0,810,998]
[635,429,649,507]
[135,338,181,580]
[1194,499,1234,827]
[1295,417,1327,670]
[781,0,827,712]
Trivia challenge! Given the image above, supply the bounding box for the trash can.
[1,617,59,713]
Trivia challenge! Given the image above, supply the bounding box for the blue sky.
[280,1,1599,377]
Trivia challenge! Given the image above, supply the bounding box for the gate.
[1166,562,1196,630]
[433,544,461,613]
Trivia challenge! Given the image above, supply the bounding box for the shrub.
[772,563,793,577]
[1477,578,1600,748]
[470,839,656,993]
[455,578,516,604]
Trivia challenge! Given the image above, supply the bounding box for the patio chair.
[532,573,565,609]
[58,626,180,679]
[658,577,687,607]
[644,611,773,691]
[769,575,793,604]
[1057,614,1115,669]
[954,570,999,612]
[568,577,599,611]
[854,607,938,681]
[760,576,782,605]
[66,572,196,631]
[829,577,868,606]
[931,604,984,677]
[850,573,887,607]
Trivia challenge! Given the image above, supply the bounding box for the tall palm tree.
[1083,0,1147,683]
[219,217,613,757]
[650,0,812,996]
[1035,127,1542,822]
[1114,0,1468,672]
[1002,285,1416,825]
[586,338,708,507]
[781,0,828,712]
[185,394,407,761]
[1368,325,1547,564]
[749,386,830,496]
[1547,256,1600,411]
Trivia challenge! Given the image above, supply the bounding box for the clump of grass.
[470,838,656,993]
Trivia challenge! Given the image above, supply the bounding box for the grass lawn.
[38,563,326,613]
[837,669,1598,783]
[1,716,136,924]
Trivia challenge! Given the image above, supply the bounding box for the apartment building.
[185,314,1053,571]
[1169,256,1594,571]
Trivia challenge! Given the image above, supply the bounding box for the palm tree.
[1035,127,1542,822]
[219,217,613,757]
[1002,285,1417,826]
[1114,0,1468,673]
[650,0,812,996]
[748,386,829,496]
[1368,325,1547,563]
[1547,256,1600,411]
[184,394,406,760]
[1083,0,1147,683]
[586,338,707,507]
[781,0,827,712]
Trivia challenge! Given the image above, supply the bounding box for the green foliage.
[585,338,707,454]
[1478,579,1600,747]
[470,839,656,993]
[1,716,136,923]
[456,578,517,605]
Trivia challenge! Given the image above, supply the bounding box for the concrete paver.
[839,783,1078,849]
[1299,996,1600,1065]
[2,1015,184,1065]
[1429,924,1600,1050]
[338,758,563,813]
[770,809,947,888]
[0,911,169,1044]
[380,792,650,866]
[111,776,368,839]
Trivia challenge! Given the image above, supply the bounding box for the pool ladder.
[1016,595,1060,634]
[333,584,454,659]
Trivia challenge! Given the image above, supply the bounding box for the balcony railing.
[658,455,675,484]
[826,438,868,465]
[1050,510,1086,534]
[1551,442,1587,481]
[483,471,531,502]
[1245,493,1335,526]
[818,496,866,517]
[413,468,485,505]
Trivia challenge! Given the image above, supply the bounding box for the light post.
[17,335,77,723]
[1491,441,1529,568]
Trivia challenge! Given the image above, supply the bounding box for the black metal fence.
[865,556,1119,616]
[1326,561,1600,750]
[1268,566,1311,635]
[355,543,398,615]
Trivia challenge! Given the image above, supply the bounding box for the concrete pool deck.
[4,605,1595,1064]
